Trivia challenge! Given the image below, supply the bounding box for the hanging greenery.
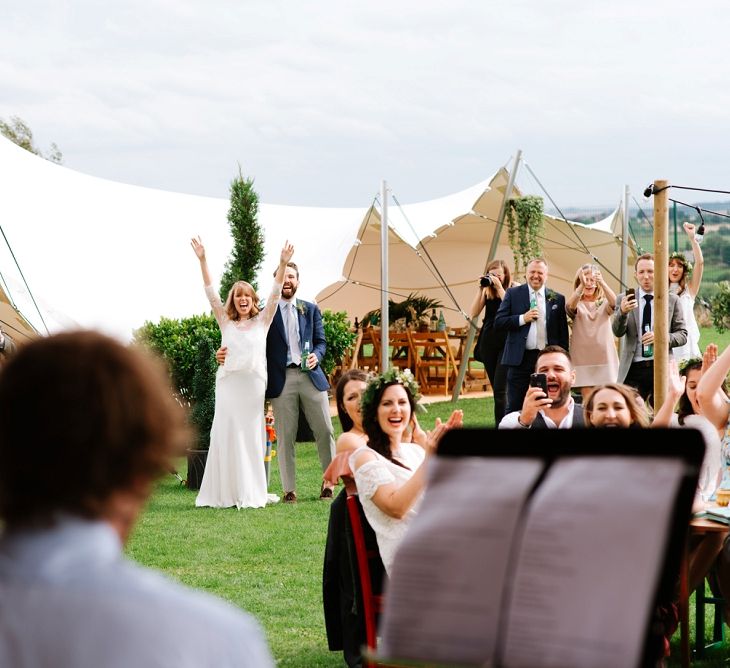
[506,195,545,277]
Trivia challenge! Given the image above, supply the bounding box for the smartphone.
[529,372,548,396]
[625,287,635,301]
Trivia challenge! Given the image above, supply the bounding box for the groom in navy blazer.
[265,261,335,502]
[494,258,569,414]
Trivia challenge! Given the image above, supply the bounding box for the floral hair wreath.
[360,367,426,415]
[669,251,692,277]
[678,356,702,374]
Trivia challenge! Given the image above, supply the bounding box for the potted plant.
[133,314,221,489]
[361,293,443,330]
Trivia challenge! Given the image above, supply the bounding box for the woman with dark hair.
[191,236,294,509]
[469,259,517,425]
[349,369,462,573]
[653,356,722,502]
[334,369,369,454]
[583,383,650,428]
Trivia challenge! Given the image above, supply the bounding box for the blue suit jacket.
[494,284,569,366]
[266,299,330,398]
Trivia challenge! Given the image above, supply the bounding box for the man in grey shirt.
[0,331,274,668]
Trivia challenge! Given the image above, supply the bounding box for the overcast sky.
[3,0,730,209]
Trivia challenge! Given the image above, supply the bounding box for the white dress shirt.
[519,285,546,350]
[498,397,578,429]
[0,517,274,668]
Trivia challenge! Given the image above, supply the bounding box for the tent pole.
[653,179,669,412]
[450,150,522,404]
[618,185,630,361]
[380,179,390,372]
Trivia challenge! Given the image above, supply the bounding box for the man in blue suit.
[219,261,335,503]
[494,258,569,414]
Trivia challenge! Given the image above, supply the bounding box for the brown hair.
[224,281,260,321]
[0,331,190,527]
[583,383,650,428]
[484,259,512,299]
[535,345,572,369]
[273,261,299,279]
[362,381,417,469]
[335,369,369,432]
[634,253,654,270]
[668,254,690,295]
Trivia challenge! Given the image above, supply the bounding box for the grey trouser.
[271,368,335,493]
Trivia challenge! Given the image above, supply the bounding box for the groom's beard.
[282,283,298,299]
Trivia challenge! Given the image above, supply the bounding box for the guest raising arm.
[566,264,618,402]
[349,369,462,573]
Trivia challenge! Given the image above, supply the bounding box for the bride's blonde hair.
[224,281,260,321]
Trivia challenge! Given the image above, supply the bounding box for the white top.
[350,443,426,574]
[0,517,274,668]
[499,398,578,429]
[206,281,282,382]
[669,413,722,502]
[671,290,701,361]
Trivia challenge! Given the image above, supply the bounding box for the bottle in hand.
[301,341,311,372]
[642,324,653,358]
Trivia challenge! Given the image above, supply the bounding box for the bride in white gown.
[192,236,294,509]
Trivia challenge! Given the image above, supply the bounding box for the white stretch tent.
[0,137,633,340]
[0,136,365,340]
[317,168,635,327]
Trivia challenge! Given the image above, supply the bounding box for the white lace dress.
[349,443,426,574]
[672,288,701,361]
[196,282,282,509]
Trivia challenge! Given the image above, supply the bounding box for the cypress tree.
[219,168,265,301]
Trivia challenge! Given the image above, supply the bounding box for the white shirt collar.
[538,396,576,429]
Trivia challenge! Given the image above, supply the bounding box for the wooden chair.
[346,493,386,667]
[386,330,413,373]
[408,330,461,395]
[353,326,381,373]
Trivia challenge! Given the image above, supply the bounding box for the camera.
[479,275,493,288]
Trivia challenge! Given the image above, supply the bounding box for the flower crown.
[360,367,425,415]
[678,356,702,374]
[669,252,692,277]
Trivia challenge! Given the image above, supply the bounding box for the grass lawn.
[127,326,730,666]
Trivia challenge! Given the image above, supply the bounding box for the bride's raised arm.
[191,236,226,326]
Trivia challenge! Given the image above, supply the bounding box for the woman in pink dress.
[566,263,618,401]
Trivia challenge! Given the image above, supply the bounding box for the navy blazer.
[266,298,330,398]
[494,284,569,366]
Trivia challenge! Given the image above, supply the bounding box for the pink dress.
[568,300,619,387]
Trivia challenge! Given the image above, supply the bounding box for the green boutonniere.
[546,289,557,302]
[296,302,306,316]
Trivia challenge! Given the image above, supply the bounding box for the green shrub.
[191,336,218,450]
[710,281,730,333]
[321,309,357,377]
[133,314,220,404]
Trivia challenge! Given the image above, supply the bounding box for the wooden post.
[653,180,669,411]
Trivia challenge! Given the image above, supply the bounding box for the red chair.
[346,494,385,666]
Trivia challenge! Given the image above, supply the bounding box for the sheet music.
[501,457,683,668]
[379,456,544,666]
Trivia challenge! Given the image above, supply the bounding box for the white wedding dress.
[671,287,701,362]
[196,282,282,509]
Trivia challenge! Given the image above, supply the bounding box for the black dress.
[478,297,508,426]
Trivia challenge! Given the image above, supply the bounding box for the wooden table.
[680,517,730,667]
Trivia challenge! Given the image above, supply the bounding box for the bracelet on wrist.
[517,415,531,428]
